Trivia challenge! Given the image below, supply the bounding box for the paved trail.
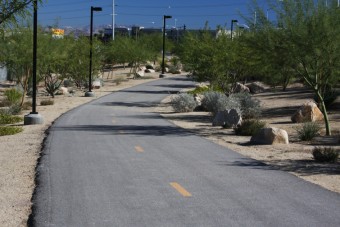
[30,76,340,227]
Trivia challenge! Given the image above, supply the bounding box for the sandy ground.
[156,83,340,194]
[0,70,339,226]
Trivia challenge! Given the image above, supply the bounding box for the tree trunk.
[20,68,31,107]
[316,90,331,136]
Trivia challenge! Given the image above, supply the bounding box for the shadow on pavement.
[219,158,340,176]
[52,124,194,137]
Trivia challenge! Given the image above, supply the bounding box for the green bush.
[145,64,154,70]
[295,122,321,141]
[314,88,339,108]
[4,88,22,105]
[40,99,54,106]
[0,126,23,136]
[312,147,339,163]
[171,93,197,112]
[0,114,23,124]
[187,86,210,95]
[230,92,262,119]
[234,119,266,136]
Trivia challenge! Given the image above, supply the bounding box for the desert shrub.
[169,66,181,74]
[4,88,22,106]
[135,76,154,80]
[145,64,154,70]
[0,126,23,136]
[6,104,22,115]
[40,99,54,106]
[113,76,126,85]
[230,92,261,119]
[234,119,266,136]
[22,101,32,110]
[202,91,240,116]
[63,79,74,87]
[312,147,339,163]
[0,114,23,124]
[314,88,339,108]
[295,122,321,141]
[171,93,197,112]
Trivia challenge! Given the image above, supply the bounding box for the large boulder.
[234,82,250,93]
[291,101,324,123]
[247,82,266,94]
[212,109,242,128]
[251,127,289,145]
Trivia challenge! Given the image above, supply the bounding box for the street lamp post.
[230,19,238,40]
[160,15,172,78]
[85,6,102,97]
[24,0,43,125]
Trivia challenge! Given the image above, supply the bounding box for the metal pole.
[89,7,93,92]
[112,0,115,40]
[32,0,38,114]
[231,20,234,39]
[161,16,166,74]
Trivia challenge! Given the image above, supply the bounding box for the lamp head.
[232,19,238,23]
[164,15,172,19]
[92,7,103,12]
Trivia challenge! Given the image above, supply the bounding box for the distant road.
[30,76,340,227]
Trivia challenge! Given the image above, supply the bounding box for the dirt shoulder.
[156,84,340,194]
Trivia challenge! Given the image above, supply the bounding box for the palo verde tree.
[0,27,33,106]
[37,33,71,97]
[247,0,340,135]
[178,24,248,94]
[0,0,42,26]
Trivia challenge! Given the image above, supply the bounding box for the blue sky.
[37,0,270,29]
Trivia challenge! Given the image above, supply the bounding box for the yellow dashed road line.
[170,182,192,197]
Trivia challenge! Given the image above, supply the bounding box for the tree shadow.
[52,124,194,137]
[218,158,340,176]
[262,106,299,118]
[99,101,160,108]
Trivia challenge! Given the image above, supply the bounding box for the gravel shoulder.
[155,84,340,194]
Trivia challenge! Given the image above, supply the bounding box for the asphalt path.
[29,76,340,227]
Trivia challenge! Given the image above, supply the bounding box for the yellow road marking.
[170,182,192,197]
[134,146,144,153]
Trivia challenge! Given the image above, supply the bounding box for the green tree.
[0,27,33,106]
[37,33,70,97]
[0,0,42,26]
[247,0,340,135]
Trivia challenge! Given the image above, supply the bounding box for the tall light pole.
[85,6,102,97]
[230,19,238,40]
[112,0,115,40]
[160,15,172,78]
[24,0,43,125]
